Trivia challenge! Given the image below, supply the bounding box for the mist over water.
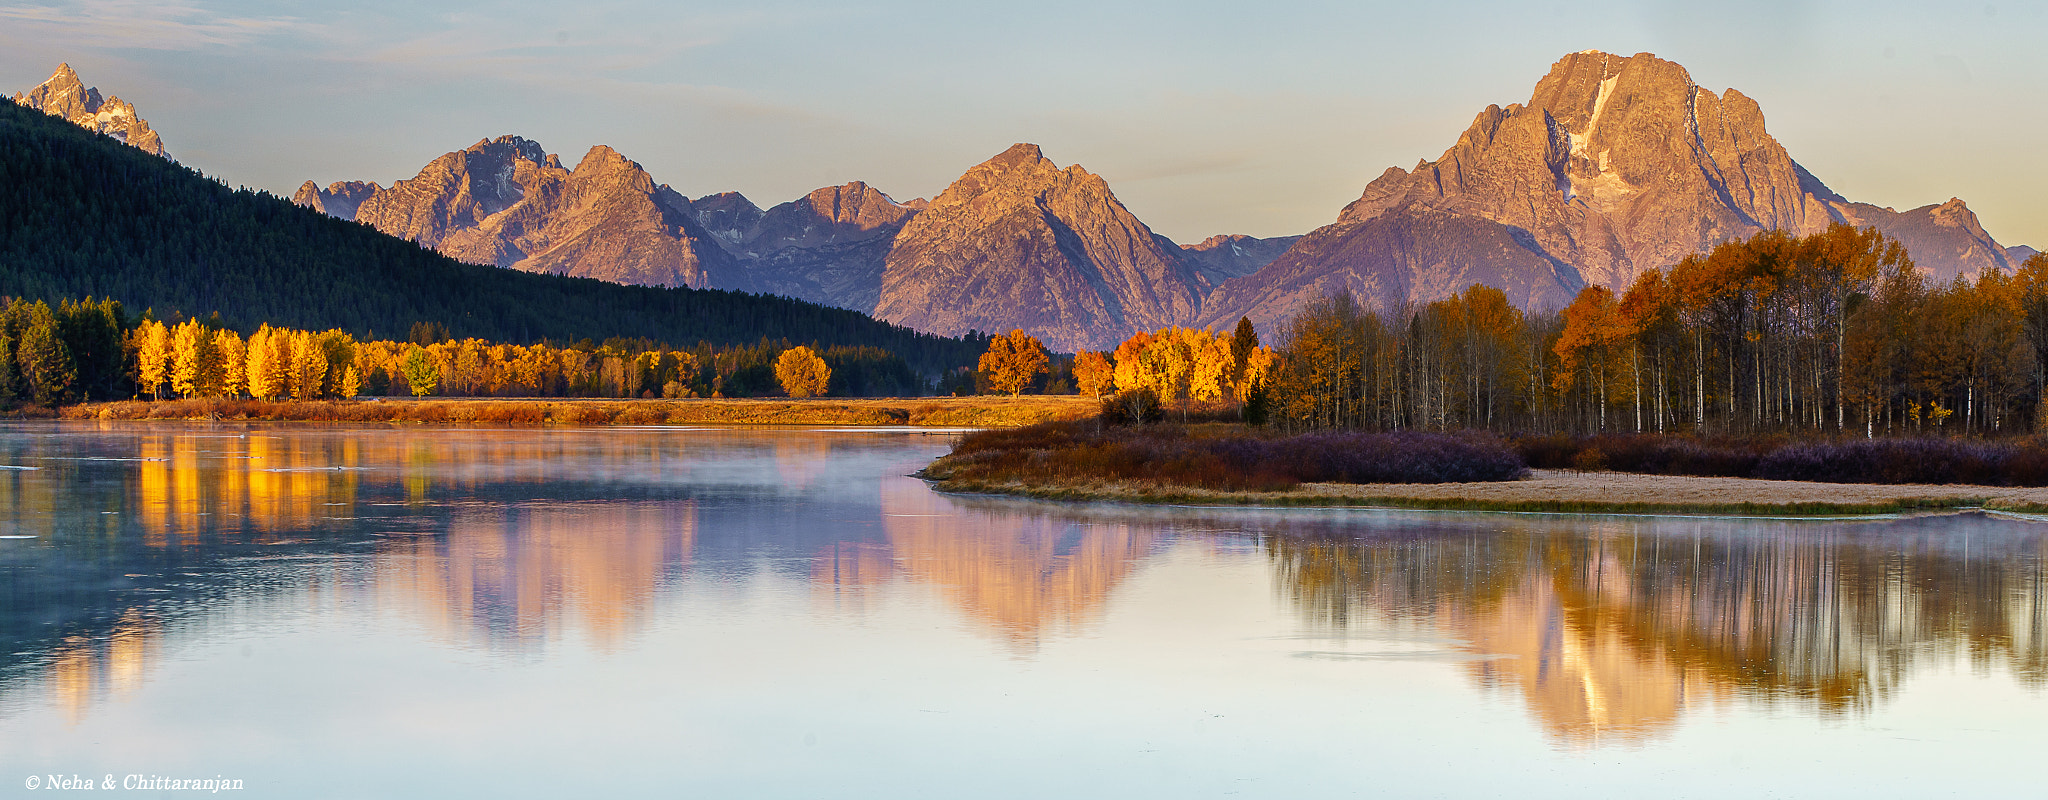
[1,422,2045,796]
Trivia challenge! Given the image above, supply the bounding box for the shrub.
[1754,438,2036,486]
[934,421,1527,491]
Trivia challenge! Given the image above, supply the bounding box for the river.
[1,422,2044,797]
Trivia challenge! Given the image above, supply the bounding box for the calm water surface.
[1,421,2045,797]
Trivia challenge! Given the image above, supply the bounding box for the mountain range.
[20,55,2038,352]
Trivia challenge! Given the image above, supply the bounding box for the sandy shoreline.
[932,469,2048,515]
[1307,469,2048,507]
[56,396,1096,428]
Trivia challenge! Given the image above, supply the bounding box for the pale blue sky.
[2,0,2041,247]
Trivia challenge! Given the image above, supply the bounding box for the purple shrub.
[938,422,1528,490]
[1754,438,2024,486]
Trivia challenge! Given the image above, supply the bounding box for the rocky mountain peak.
[1204,49,2023,335]
[299,137,736,289]
[690,192,764,245]
[13,63,166,158]
[291,180,381,220]
[876,144,1204,351]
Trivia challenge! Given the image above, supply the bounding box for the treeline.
[0,97,982,374]
[1265,224,2048,436]
[1065,322,1279,420]
[0,298,929,404]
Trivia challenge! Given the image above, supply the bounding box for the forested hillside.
[0,98,980,373]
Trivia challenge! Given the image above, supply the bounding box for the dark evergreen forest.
[0,98,981,374]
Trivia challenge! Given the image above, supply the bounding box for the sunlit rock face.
[293,136,739,289]
[876,143,1208,352]
[1201,50,2025,335]
[12,63,167,158]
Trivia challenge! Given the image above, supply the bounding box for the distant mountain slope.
[1179,234,1300,287]
[876,144,1206,352]
[0,97,978,372]
[693,181,922,312]
[12,63,166,158]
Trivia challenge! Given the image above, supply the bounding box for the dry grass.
[58,395,1097,428]
[931,468,2048,516]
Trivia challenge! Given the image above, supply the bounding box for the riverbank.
[57,396,1097,428]
[928,469,2048,516]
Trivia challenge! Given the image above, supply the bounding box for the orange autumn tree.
[978,330,1049,396]
[1552,286,1635,432]
[774,345,832,398]
[1073,351,1115,399]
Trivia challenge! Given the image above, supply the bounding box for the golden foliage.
[978,330,1050,396]
[774,345,831,398]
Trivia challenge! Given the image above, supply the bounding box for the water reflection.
[8,421,2048,760]
[376,502,696,652]
[1266,514,2048,746]
[870,481,1158,650]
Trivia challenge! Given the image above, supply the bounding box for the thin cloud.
[0,0,303,49]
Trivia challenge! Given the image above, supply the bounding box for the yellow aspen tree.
[774,346,831,398]
[214,329,246,398]
[249,326,292,401]
[244,326,272,399]
[400,346,440,397]
[1111,331,1153,396]
[134,320,172,400]
[1237,346,1277,399]
[289,330,326,400]
[336,364,363,399]
[169,319,206,398]
[1188,332,1233,401]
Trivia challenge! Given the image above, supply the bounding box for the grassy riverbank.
[924,421,2048,516]
[57,396,1097,428]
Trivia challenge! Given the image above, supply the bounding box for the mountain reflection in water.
[4,422,2047,760]
[1265,514,2048,746]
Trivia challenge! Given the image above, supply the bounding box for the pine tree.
[16,305,76,406]
[0,331,17,403]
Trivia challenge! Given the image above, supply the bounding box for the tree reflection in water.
[1267,514,2048,746]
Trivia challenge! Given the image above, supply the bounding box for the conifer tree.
[16,305,75,406]
[0,332,16,403]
